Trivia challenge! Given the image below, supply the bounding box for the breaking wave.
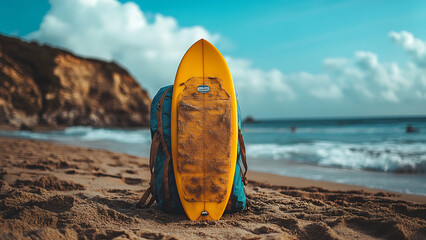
[247,141,426,173]
[0,126,152,144]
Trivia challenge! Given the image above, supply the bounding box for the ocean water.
[243,117,426,195]
[1,116,425,195]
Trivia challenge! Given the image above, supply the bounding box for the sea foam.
[247,141,426,173]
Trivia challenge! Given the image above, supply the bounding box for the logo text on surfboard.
[197,85,211,93]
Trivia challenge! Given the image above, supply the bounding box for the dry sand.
[0,137,425,239]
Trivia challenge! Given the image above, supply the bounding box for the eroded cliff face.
[0,34,151,128]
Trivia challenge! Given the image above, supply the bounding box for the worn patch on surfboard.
[177,77,232,203]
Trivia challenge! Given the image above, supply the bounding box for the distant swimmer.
[291,126,296,132]
[406,124,418,133]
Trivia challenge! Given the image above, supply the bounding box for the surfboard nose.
[194,38,212,46]
[187,39,205,52]
[192,38,220,58]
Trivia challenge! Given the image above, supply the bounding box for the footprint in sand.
[123,177,143,185]
[14,176,85,191]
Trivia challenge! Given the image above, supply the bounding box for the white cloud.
[323,58,348,71]
[355,51,379,69]
[27,0,426,118]
[381,90,399,103]
[310,85,343,100]
[226,57,294,98]
[389,31,426,67]
[28,0,219,92]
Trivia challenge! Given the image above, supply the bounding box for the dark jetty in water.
[243,116,256,124]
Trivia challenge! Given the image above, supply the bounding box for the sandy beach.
[0,137,425,239]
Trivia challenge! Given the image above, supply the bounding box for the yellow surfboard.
[171,39,238,221]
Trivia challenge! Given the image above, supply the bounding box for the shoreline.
[0,124,150,131]
[248,171,426,204]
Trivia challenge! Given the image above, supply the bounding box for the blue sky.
[130,0,426,72]
[1,0,425,118]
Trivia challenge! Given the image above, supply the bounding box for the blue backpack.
[137,86,248,213]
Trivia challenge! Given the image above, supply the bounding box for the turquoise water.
[1,116,425,195]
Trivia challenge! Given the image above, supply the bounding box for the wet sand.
[0,137,425,239]
[248,172,426,204]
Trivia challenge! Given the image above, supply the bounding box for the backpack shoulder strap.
[157,87,172,210]
[238,128,248,186]
[136,131,160,208]
[136,87,172,208]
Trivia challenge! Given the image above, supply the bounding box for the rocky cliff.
[0,34,151,129]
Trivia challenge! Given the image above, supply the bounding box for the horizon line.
[244,114,426,122]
